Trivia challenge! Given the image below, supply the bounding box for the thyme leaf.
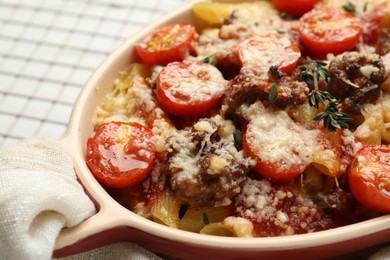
[363,2,368,12]
[203,212,210,225]
[233,129,243,151]
[201,55,214,64]
[279,12,289,19]
[268,83,278,102]
[342,2,356,14]
[179,204,187,220]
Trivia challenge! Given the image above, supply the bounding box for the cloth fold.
[0,137,96,259]
[0,137,162,260]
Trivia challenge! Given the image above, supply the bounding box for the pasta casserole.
[85,0,390,237]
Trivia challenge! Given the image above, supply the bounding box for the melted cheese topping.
[316,0,388,16]
[168,132,202,180]
[168,116,250,181]
[241,101,319,172]
[239,37,282,68]
[93,64,176,142]
[163,61,227,103]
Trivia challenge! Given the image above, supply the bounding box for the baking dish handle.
[53,137,127,257]
[53,208,112,257]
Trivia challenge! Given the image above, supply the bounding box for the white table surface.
[0,0,188,149]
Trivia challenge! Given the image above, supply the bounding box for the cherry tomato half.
[155,60,227,118]
[86,122,156,188]
[242,116,309,181]
[359,2,388,45]
[272,0,321,16]
[349,145,390,212]
[135,24,197,66]
[299,8,362,55]
[236,34,301,74]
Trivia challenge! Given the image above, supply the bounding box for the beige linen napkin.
[0,137,96,259]
[0,137,162,260]
[55,242,162,260]
[369,246,390,260]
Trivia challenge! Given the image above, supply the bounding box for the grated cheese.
[163,61,227,103]
[223,216,254,237]
[360,64,380,77]
[241,101,319,172]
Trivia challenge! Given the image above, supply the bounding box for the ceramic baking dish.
[53,0,390,259]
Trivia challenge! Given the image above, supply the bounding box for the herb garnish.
[268,83,278,101]
[201,55,214,64]
[279,12,289,19]
[233,129,243,151]
[179,204,187,220]
[300,60,350,132]
[342,2,356,14]
[363,2,368,12]
[299,60,330,85]
[203,212,210,225]
[312,99,350,132]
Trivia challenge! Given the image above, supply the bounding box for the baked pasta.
[86,0,390,237]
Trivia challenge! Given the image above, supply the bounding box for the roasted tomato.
[86,122,156,188]
[272,0,321,16]
[155,60,227,118]
[236,34,301,74]
[299,8,362,55]
[242,111,311,181]
[349,145,390,212]
[135,24,197,66]
[359,2,388,44]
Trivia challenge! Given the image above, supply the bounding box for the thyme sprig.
[308,91,350,131]
[313,100,350,132]
[299,60,330,85]
[307,90,334,109]
[300,60,350,132]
